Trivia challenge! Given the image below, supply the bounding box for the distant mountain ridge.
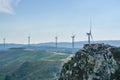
[0,40,120,50]
[38,40,120,48]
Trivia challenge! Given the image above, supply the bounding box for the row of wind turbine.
[2,19,94,48]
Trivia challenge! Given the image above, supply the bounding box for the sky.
[0,0,120,44]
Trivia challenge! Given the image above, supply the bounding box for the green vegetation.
[0,48,69,80]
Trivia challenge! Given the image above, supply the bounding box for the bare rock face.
[58,44,120,80]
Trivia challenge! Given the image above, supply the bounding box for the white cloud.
[0,0,21,14]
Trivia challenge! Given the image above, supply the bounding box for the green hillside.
[0,48,69,80]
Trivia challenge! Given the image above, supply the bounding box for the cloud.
[0,0,21,14]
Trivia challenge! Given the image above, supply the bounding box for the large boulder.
[58,43,120,80]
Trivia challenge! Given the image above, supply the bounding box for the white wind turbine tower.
[86,19,94,45]
[55,36,58,48]
[28,36,31,47]
[71,35,75,49]
[3,38,6,48]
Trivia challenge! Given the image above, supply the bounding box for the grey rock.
[58,43,120,80]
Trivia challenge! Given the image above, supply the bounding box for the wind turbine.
[3,38,6,48]
[71,35,75,49]
[28,36,31,47]
[86,19,94,45]
[55,36,58,48]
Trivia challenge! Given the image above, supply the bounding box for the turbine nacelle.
[71,35,75,38]
[86,32,91,36]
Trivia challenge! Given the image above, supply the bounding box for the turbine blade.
[90,18,92,33]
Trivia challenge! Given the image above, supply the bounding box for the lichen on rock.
[58,43,120,80]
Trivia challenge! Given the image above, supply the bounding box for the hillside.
[0,48,69,80]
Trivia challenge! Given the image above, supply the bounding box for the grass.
[0,48,69,80]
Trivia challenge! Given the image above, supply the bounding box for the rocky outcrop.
[58,43,120,80]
